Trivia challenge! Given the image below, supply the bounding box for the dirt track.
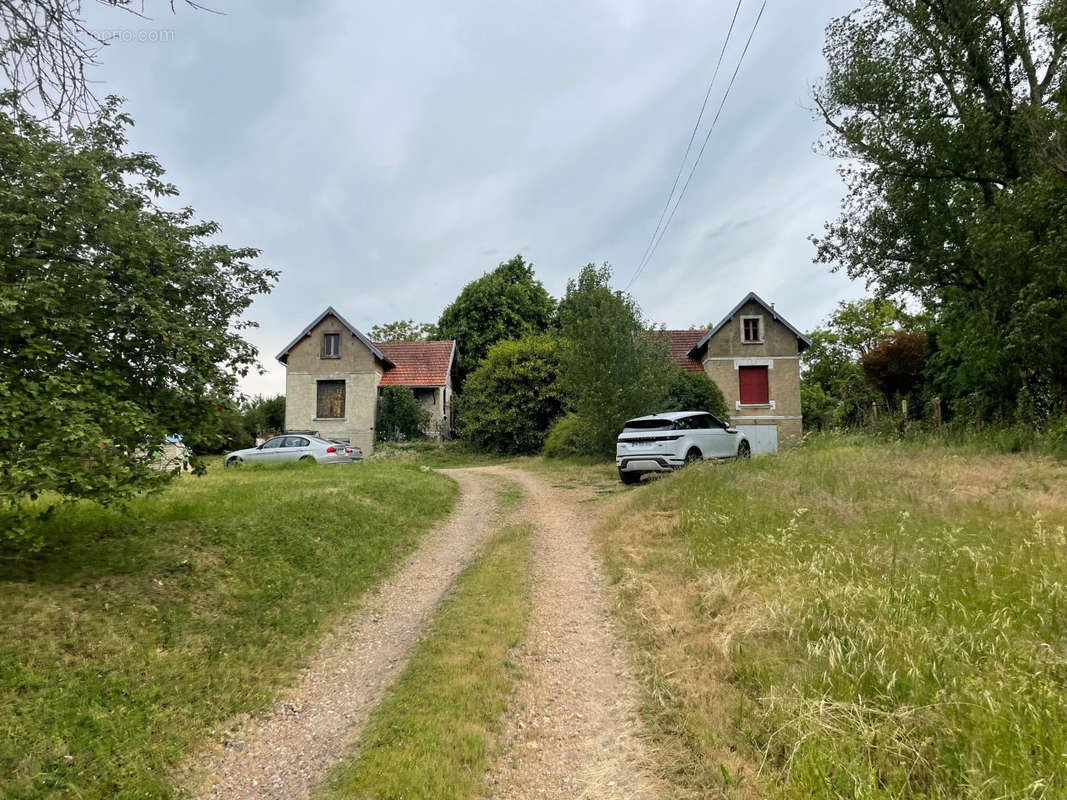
[482,467,660,800]
[180,465,659,799]
[183,468,505,800]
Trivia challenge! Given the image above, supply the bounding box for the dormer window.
[741,316,762,344]
[322,333,340,358]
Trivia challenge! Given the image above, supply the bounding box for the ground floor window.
[738,365,769,405]
[317,379,345,418]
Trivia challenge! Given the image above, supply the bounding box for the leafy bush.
[665,368,727,418]
[861,331,928,401]
[376,387,430,442]
[457,336,566,454]
[542,413,583,458]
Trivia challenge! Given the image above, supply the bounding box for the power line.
[624,0,768,292]
[630,0,745,283]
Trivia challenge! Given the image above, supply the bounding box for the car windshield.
[623,418,675,431]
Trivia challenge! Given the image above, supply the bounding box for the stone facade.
[278,308,456,454]
[669,293,809,451]
[701,297,804,447]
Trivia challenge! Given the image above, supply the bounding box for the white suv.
[616,411,750,485]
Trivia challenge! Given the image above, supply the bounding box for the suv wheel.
[618,469,642,485]
[684,448,702,465]
[737,440,751,459]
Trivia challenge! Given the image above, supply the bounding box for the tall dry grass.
[596,440,1067,799]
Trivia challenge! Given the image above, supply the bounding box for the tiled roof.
[661,330,708,372]
[376,341,456,387]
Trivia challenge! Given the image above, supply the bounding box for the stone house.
[276,307,456,453]
[664,292,810,453]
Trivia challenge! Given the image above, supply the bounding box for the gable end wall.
[702,300,803,446]
[283,314,381,453]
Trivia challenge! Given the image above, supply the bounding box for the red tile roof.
[376,341,456,387]
[661,330,708,372]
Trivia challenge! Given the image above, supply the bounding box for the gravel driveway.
[181,468,505,800]
[483,466,661,800]
[180,465,659,800]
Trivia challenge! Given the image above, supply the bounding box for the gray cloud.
[80,0,861,396]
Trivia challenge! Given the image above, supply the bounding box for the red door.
[738,366,769,405]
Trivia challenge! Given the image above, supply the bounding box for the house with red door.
[664,292,809,453]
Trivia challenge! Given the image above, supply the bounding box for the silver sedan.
[224,435,363,467]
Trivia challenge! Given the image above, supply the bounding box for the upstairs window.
[322,333,341,358]
[317,380,345,418]
[741,317,762,343]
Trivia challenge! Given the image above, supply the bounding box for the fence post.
[871,402,879,424]
[932,396,942,427]
[901,399,908,419]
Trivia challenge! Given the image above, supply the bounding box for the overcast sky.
[81,0,862,396]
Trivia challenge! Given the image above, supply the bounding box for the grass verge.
[369,439,511,468]
[521,457,620,494]
[314,506,532,799]
[595,440,1067,800]
[0,462,457,800]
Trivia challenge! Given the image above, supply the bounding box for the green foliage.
[457,336,566,455]
[800,380,840,431]
[0,463,456,799]
[368,320,437,342]
[190,395,285,456]
[542,413,583,458]
[376,386,430,442]
[215,406,255,454]
[813,1,1067,417]
[0,97,276,548]
[801,299,913,429]
[556,263,673,457]
[665,368,728,417]
[436,255,555,382]
[241,394,286,440]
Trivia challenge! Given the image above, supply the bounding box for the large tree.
[436,255,555,383]
[813,0,1067,419]
[368,319,437,342]
[0,98,276,546]
[0,1,206,125]
[557,263,673,457]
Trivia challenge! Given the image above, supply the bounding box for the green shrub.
[376,386,430,442]
[542,413,583,458]
[457,336,565,454]
[665,368,727,418]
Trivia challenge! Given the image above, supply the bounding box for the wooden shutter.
[317,380,345,418]
[738,366,769,405]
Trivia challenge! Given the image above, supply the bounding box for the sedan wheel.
[225,457,242,468]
